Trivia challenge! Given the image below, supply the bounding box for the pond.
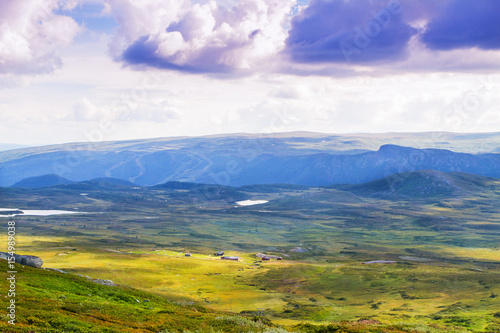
[235,200,269,206]
[0,208,86,217]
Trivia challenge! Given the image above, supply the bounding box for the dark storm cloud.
[121,36,234,74]
[114,0,500,73]
[285,0,417,64]
[421,0,500,50]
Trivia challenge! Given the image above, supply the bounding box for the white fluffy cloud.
[71,96,182,122]
[0,0,81,74]
[106,0,295,73]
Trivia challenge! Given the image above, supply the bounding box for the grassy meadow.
[1,174,500,332]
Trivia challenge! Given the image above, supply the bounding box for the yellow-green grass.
[0,260,288,333]
[437,247,500,261]
[12,241,286,315]
[5,232,499,332]
[254,263,499,331]
[2,177,500,332]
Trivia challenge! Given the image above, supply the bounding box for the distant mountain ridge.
[0,132,499,187]
[5,171,498,206]
[11,174,75,188]
[334,170,498,199]
[0,143,29,152]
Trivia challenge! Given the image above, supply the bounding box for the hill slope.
[0,260,281,333]
[1,170,499,332]
[335,170,499,199]
[11,174,75,188]
[0,259,441,333]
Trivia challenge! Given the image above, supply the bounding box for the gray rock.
[290,247,307,253]
[17,255,43,268]
[362,260,397,265]
[89,278,116,286]
[0,252,43,268]
[255,253,278,259]
[45,268,67,274]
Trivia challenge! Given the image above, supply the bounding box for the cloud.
[4,0,496,78]
[59,1,119,33]
[269,84,312,99]
[59,0,79,12]
[71,97,181,122]
[392,37,500,72]
[97,0,500,75]
[0,0,80,75]
[284,0,416,64]
[107,0,295,74]
[117,98,182,122]
[72,98,101,121]
[421,0,500,50]
[236,99,306,132]
[280,0,500,73]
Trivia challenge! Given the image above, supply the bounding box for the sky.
[0,0,499,146]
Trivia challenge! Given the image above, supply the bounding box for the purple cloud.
[422,0,500,50]
[113,0,500,74]
[115,0,295,74]
[122,35,232,74]
[285,0,416,63]
[0,0,80,75]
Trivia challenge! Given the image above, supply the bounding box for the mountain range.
[3,170,499,208]
[1,132,499,187]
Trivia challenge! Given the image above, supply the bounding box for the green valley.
[1,170,499,332]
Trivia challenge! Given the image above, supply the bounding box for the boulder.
[0,252,43,268]
[45,268,67,274]
[18,255,44,268]
[88,277,116,286]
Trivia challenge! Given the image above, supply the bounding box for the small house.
[277,257,283,260]
[185,253,191,257]
[262,257,271,261]
[214,251,224,256]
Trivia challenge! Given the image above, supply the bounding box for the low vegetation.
[1,171,499,332]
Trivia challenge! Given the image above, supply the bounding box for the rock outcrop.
[0,252,43,268]
[85,276,116,286]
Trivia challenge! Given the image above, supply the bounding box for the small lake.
[235,200,269,206]
[0,208,86,217]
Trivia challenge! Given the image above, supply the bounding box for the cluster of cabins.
[256,253,282,261]
[214,251,239,261]
[262,256,282,261]
[182,251,240,260]
[182,251,283,262]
